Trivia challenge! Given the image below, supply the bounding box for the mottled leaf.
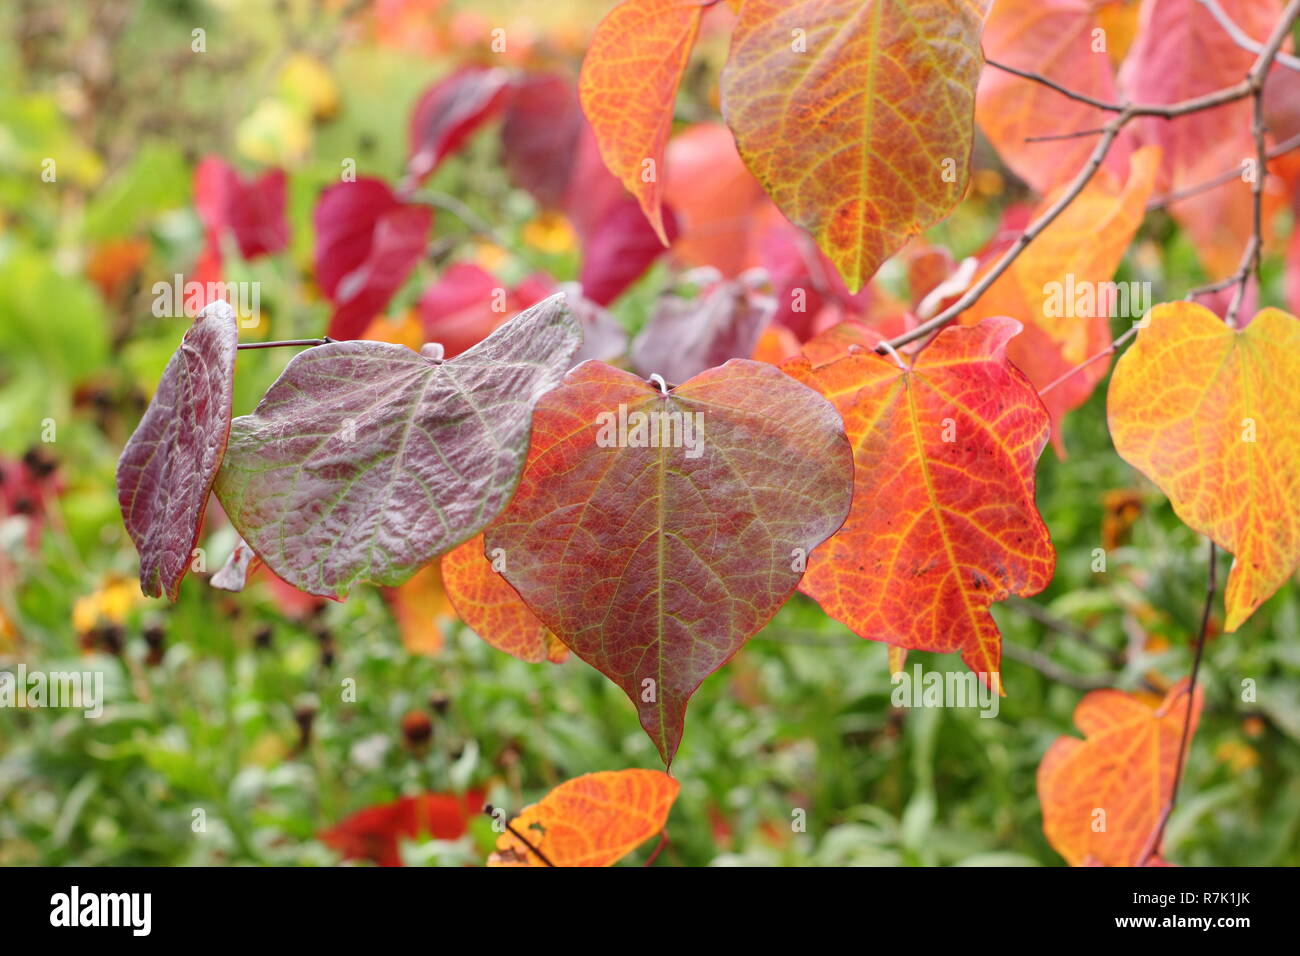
[442,533,568,664]
[579,0,704,245]
[213,295,582,599]
[488,769,678,867]
[782,317,1055,684]
[117,301,239,600]
[1107,302,1300,631]
[720,0,991,292]
[1038,680,1202,867]
[485,359,853,764]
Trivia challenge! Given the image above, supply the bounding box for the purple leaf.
[631,275,775,384]
[406,66,512,188]
[213,294,582,599]
[117,301,239,600]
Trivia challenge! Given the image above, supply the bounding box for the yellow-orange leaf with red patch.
[961,146,1161,451]
[781,317,1055,684]
[487,769,679,867]
[1038,679,1202,867]
[1107,303,1300,631]
[441,533,568,664]
[578,0,704,245]
[720,0,990,292]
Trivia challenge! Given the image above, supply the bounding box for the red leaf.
[313,177,433,340]
[485,359,853,764]
[117,302,239,600]
[320,790,484,867]
[500,73,585,210]
[578,195,679,306]
[405,66,511,188]
[194,156,290,260]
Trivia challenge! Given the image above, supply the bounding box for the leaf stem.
[236,337,335,351]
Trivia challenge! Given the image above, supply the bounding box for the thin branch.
[1147,130,1300,209]
[1197,0,1300,72]
[1003,596,1126,667]
[884,0,1300,355]
[1002,641,1118,690]
[484,804,557,867]
[1137,540,1217,866]
[236,337,334,350]
[643,830,670,866]
[1023,126,1110,143]
[1037,325,1140,398]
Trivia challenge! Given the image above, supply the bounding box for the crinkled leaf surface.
[442,533,568,664]
[782,318,1055,684]
[720,0,990,292]
[487,769,679,867]
[485,358,853,764]
[579,0,704,245]
[1038,680,1202,867]
[117,301,239,600]
[213,295,582,599]
[1108,303,1300,631]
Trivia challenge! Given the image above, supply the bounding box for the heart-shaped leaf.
[117,301,239,600]
[485,358,853,765]
[720,0,991,292]
[1108,303,1300,631]
[213,294,582,599]
[782,317,1056,684]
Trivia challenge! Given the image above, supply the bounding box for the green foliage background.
[1,0,1297,866]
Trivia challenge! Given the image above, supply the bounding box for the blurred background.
[0,0,1297,866]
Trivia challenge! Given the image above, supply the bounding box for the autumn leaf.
[1038,679,1202,867]
[385,562,454,656]
[213,295,582,599]
[961,146,1161,451]
[442,533,568,664]
[720,0,991,292]
[488,769,678,866]
[976,0,1132,196]
[782,317,1055,684]
[313,177,433,341]
[1107,303,1300,632]
[578,0,705,245]
[630,275,775,384]
[321,790,484,867]
[117,302,239,600]
[194,156,290,261]
[485,359,853,764]
[500,73,586,210]
[405,66,511,188]
[578,194,679,306]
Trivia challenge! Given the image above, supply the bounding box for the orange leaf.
[578,0,705,245]
[320,790,484,867]
[1107,302,1300,631]
[782,317,1055,684]
[1038,680,1202,867]
[386,563,453,656]
[441,533,568,664]
[487,769,679,867]
[720,0,990,292]
[961,146,1161,451]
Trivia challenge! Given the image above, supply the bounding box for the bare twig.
[1137,540,1217,865]
[236,337,334,350]
[884,0,1300,355]
[1148,131,1300,209]
[1002,641,1118,690]
[1004,596,1126,667]
[1197,0,1300,72]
